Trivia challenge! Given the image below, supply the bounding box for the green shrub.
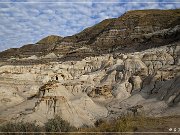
[45,115,77,132]
[114,114,135,132]
[0,116,77,134]
[0,121,43,135]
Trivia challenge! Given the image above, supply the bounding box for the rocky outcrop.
[88,85,113,99]
[0,41,179,127]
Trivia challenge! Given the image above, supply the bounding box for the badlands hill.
[0,9,180,61]
[0,9,179,127]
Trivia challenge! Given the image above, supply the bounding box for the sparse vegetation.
[0,114,179,134]
[45,115,77,132]
[79,113,171,134]
[0,121,43,135]
[0,116,76,135]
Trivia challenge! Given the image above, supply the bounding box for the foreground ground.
[0,115,180,134]
[79,115,180,134]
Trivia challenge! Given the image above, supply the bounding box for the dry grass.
[78,113,172,134]
[0,114,179,134]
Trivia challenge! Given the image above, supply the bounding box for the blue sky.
[0,0,179,51]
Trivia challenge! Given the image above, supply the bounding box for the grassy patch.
[79,114,171,134]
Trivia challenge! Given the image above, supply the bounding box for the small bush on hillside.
[0,116,77,134]
[45,115,77,132]
[0,121,42,135]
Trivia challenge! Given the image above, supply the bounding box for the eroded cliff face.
[0,41,179,127]
[1,9,179,61]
